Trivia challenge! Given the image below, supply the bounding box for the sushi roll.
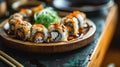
[61,15,79,37]
[72,11,86,29]
[61,11,87,37]
[20,9,33,22]
[20,9,33,18]
[15,21,32,41]
[9,13,23,20]
[48,23,68,42]
[72,11,88,34]
[8,13,24,34]
[8,17,24,34]
[30,24,48,43]
[31,5,44,14]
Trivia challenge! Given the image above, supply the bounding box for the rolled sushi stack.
[15,21,32,41]
[48,22,68,42]
[30,24,48,43]
[8,13,24,34]
[7,9,88,43]
[61,11,87,40]
[8,13,32,41]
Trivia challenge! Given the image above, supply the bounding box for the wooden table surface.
[88,4,118,67]
[101,0,120,67]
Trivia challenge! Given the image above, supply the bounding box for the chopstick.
[0,50,24,67]
[0,55,16,67]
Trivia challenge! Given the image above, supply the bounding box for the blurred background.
[0,0,120,67]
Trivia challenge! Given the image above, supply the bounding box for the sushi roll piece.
[48,23,68,42]
[61,11,87,37]
[9,13,23,20]
[15,21,32,41]
[8,13,24,34]
[30,24,48,43]
[20,9,33,22]
[8,17,24,34]
[73,11,86,29]
[20,9,33,18]
[72,11,89,34]
[31,5,44,14]
[61,15,79,37]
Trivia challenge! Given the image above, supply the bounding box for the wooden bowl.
[0,19,96,53]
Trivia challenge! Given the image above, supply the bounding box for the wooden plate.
[0,19,96,53]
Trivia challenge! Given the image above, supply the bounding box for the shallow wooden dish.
[0,19,96,53]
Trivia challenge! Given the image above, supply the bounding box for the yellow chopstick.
[0,55,16,67]
[0,50,24,67]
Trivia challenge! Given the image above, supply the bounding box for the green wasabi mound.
[34,7,60,28]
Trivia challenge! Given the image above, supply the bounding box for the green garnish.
[34,7,60,28]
